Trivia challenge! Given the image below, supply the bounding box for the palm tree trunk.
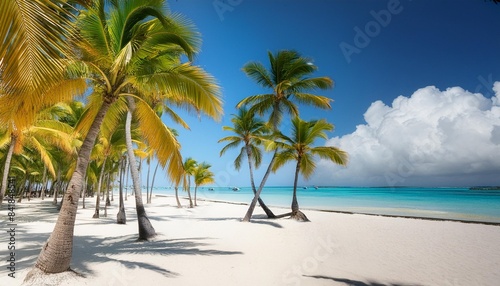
[291,157,309,222]
[41,168,48,201]
[30,99,113,275]
[149,162,159,203]
[146,159,151,203]
[187,180,193,208]
[194,185,198,206]
[175,186,182,208]
[243,148,278,221]
[51,180,58,205]
[0,134,16,205]
[104,173,111,217]
[82,177,87,209]
[126,96,156,240]
[17,177,28,203]
[117,156,126,224]
[105,173,111,206]
[125,158,129,201]
[93,157,107,219]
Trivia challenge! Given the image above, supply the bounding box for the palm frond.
[236,94,274,110]
[299,153,316,179]
[291,77,334,91]
[134,98,184,184]
[0,79,86,131]
[133,63,223,120]
[242,62,274,89]
[218,138,241,156]
[28,137,56,178]
[292,92,332,110]
[0,0,76,94]
[272,149,296,172]
[234,146,246,170]
[311,146,349,166]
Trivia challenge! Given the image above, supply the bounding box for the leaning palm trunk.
[126,96,156,240]
[0,134,16,205]
[27,100,113,276]
[186,182,193,208]
[174,186,182,208]
[291,157,309,222]
[243,149,279,221]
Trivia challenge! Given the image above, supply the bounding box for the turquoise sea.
[152,186,500,224]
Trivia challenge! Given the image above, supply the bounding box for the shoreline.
[157,194,500,226]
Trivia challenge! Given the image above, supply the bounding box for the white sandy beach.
[1,195,500,286]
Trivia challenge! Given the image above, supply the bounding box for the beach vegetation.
[182,157,198,208]
[272,117,348,221]
[193,162,215,206]
[235,50,335,221]
[0,105,79,205]
[10,0,223,278]
[219,108,276,221]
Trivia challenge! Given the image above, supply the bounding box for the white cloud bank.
[315,82,500,187]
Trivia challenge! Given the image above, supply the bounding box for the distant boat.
[208,188,214,191]
[303,187,308,189]
[232,187,240,191]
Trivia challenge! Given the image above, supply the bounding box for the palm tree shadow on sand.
[5,230,242,281]
[303,275,425,286]
[71,234,243,277]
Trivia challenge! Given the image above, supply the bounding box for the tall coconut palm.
[182,157,197,208]
[236,50,334,218]
[193,162,214,206]
[125,96,156,238]
[272,117,348,221]
[30,0,222,275]
[218,108,275,221]
[0,1,86,206]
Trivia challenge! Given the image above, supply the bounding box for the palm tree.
[193,162,214,206]
[272,117,348,221]
[182,157,197,208]
[30,0,222,275]
[237,50,333,129]
[236,50,334,219]
[219,108,275,221]
[0,110,77,204]
[125,96,156,238]
[0,1,86,206]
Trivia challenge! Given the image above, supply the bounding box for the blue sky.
[148,0,500,187]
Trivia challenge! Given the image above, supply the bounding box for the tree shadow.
[249,219,283,228]
[71,234,243,277]
[195,217,241,222]
[0,226,242,281]
[303,275,424,286]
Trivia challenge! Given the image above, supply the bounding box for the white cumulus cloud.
[315,83,500,187]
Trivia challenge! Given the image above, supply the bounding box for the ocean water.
[152,186,500,224]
